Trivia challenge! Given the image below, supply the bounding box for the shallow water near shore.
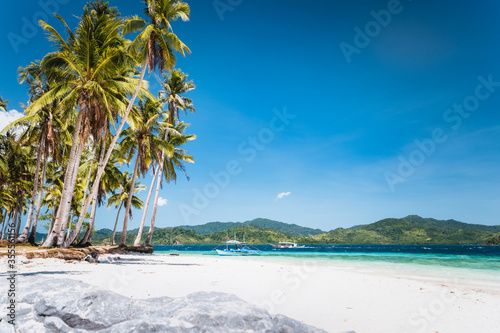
[154,244,500,291]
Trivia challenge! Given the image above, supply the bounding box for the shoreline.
[156,249,500,292]
[2,252,499,332]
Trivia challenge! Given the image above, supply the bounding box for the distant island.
[41,215,499,246]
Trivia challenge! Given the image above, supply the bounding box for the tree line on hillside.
[0,0,195,248]
[88,216,500,245]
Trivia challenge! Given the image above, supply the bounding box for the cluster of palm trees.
[0,0,196,248]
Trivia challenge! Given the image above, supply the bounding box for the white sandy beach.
[3,253,500,333]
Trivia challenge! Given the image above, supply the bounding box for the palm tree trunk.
[28,147,48,245]
[120,155,140,246]
[77,186,98,246]
[17,128,46,243]
[56,137,85,247]
[60,212,73,243]
[66,215,72,238]
[80,151,95,213]
[111,202,123,246]
[42,109,85,247]
[7,212,14,240]
[144,124,170,246]
[65,131,106,247]
[70,61,149,248]
[48,206,57,234]
[145,165,164,246]
[0,213,7,240]
[86,195,98,244]
[15,204,21,239]
[66,61,149,248]
[133,164,159,246]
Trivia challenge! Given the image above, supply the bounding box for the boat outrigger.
[215,233,266,256]
[270,240,305,249]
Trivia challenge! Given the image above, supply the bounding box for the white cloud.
[157,197,168,206]
[275,191,291,200]
[0,109,24,132]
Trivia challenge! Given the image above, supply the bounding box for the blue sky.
[1,0,499,231]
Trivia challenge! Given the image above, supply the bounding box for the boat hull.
[215,249,262,256]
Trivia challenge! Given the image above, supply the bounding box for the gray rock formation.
[0,277,327,333]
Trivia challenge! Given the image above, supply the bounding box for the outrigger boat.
[215,233,266,256]
[270,240,305,248]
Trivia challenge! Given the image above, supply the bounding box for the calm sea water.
[154,244,500,272]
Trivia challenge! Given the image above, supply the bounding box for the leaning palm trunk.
[0,216,4,240]
[77,187,99,246]
[63,61,148,249]
[11,209,19,240]
[145,164,164,246]
[80,151,95,213]
[28,144,48,245]
[133,164,159,246]
[0,213,9,240]
[111,202,123,246]
[64,131,106,247]
[120,156,140,246]
[66,215,72,238]
[42,109,84,247]
[48,206,57,235]
[59,212,73,244]
[56,138,85,247]
[14,201,22,239]
[78,167,104,246]
[144,122,172,246]
[17,129,46,243]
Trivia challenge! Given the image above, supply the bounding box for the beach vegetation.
[0,0,195,249]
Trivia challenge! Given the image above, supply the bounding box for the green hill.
[96,224,299,246]
[176,221,242,235]
[314,215,500,245]
[245,218,324,236]
[80,215,500,246]
[485,233,500,245]
[178,218,324,237]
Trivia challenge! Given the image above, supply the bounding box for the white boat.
[270,240,305,248]
[215,234,266,256]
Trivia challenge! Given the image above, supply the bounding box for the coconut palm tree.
[159,69,195,125]
[124,0,191,76]
[144,121,194,246]
[0,96,8,112]
[28,1,146,247]
[0,140,15,240]
[40,171,65,237]
[118,97,171,246]
[134,69,194,246]
[6,62,70,244]
[76,146,123,246]
[74,0,192,247]
[107,171,144,245]
[0,130,32,239]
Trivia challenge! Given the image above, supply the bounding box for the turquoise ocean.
[154,244,500,290]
